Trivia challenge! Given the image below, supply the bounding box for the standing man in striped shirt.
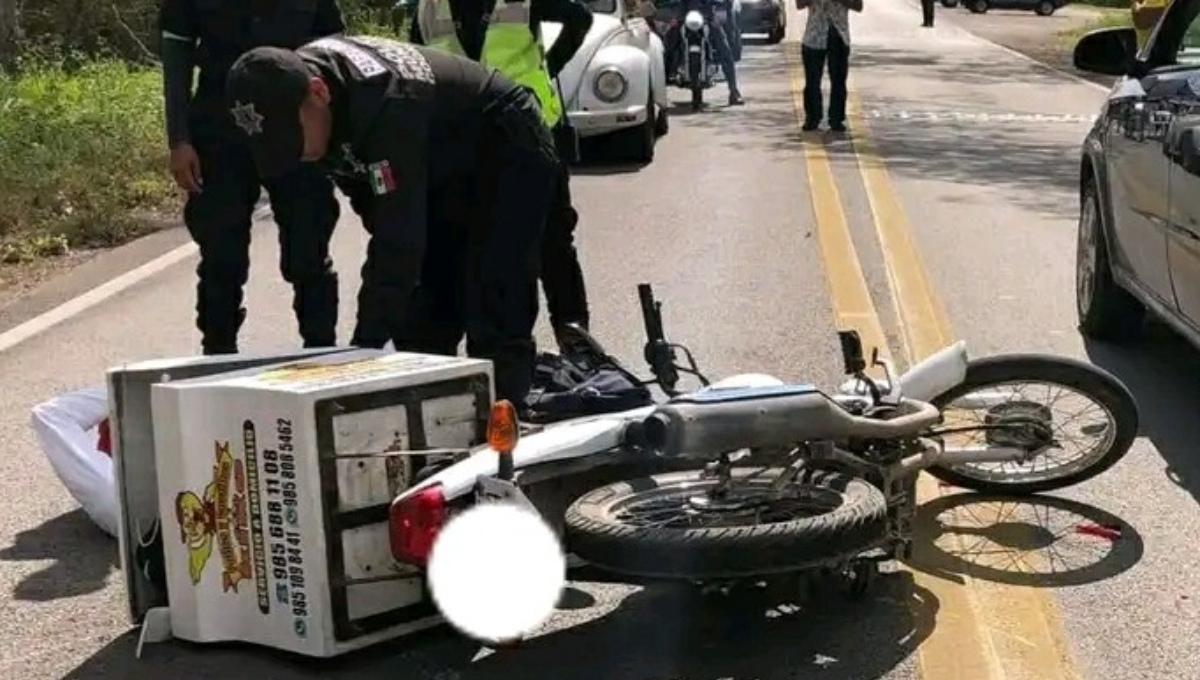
[797,0,861,133]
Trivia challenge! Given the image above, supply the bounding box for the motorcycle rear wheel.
[926,354,1138,495]
[564,468,888,579]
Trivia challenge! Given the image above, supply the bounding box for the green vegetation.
[1059,6,1133,45]
[0,61,177,262]
[0,0,405,265]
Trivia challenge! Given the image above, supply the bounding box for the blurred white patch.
[427,503,566,642]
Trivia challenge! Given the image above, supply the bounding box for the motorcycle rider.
[662,0,744,106]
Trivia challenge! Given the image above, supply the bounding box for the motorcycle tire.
[926,354,1138,496]
[564,468,888,579]
[688,53,704,111]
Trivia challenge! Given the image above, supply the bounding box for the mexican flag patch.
[367,160,397,195]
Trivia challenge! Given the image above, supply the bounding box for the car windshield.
[584,0,618,14]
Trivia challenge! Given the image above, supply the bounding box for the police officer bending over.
[411,0,594,347]
[225,37,560,405]
[159,0,344,355]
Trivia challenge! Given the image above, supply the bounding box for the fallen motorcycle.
[390,283,1138,600]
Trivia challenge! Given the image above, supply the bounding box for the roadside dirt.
[0,253,101,310]
[941,4,1122,87]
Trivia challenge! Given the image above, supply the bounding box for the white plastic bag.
[30,385,118,537]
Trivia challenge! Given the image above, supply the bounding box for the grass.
[1059,6,1133,44]
[0,59,178,264]
[0,13,405,270]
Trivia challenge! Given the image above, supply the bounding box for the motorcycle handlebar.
[639,284,664,343]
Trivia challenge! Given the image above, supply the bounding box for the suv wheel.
[1077,182,1145,341]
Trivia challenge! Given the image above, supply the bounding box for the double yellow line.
[785,45,1083,680]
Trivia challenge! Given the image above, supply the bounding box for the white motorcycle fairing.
[395,341,973,504]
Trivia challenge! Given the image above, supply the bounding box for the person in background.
[411,0,594,348]
[921,0,935,27]
[1132,0,1169,50]
[663,0,745,106]
[225,38,561,405]
[797,0,861,132]
[158,0,345,355]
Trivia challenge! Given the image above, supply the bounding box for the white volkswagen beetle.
[542,0,671,163]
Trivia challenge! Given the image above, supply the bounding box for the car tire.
[1034,0,1055,15]
[614,88,657,163]
[1076,182,1145,341]
[767,22,785,44]
[941,0,958,7]
[655,103,670,136]
[968,0,988,12]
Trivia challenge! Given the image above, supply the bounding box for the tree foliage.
[0,0,402,70]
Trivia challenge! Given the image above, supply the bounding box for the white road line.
[863,109,1097,124]
[0,203,274,355]
[0,242,199,354]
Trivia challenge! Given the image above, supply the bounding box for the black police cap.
[226,46,312,180]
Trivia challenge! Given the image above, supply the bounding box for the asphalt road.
[2,2,1198,679]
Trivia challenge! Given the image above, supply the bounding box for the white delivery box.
[107,348,356,627]
[148,349,494,657]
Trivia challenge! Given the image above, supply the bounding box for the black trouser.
[541,129,590,331]
[921,0,936,25]
[801,27,851,128]
[184,116,340,355]
[393,90,558,405]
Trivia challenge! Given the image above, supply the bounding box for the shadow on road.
[827,92,1082,219]
[0,508,116,602]
[850,45,1090,88]
[908,491,1143,588]
[63,573,936,680]
[1084,326,1200,507]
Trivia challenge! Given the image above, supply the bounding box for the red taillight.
[390,483,448,566]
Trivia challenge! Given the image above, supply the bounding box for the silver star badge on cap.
[230,101,264,136]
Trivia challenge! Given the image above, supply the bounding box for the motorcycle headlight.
[684,10,705,31]
[593,68,628,104]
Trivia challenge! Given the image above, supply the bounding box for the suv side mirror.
[1166,116,1200,176]
[1073,26,1139,76]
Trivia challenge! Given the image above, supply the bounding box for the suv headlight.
[593,68,628,103]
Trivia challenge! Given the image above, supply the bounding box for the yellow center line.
[786,31,1083,680]
[787,44,891,377]
[844,86,1083,680]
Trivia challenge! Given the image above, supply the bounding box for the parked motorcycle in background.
[675,10,721,110]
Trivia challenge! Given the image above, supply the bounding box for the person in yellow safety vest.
[1132,0,1169,51]
[412,0,595,349]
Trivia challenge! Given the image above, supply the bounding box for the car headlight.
[593,68,628,104]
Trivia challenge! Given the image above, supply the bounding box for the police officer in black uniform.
[225,36,560,405]
[410,0,594,346]
[159,0,344,355]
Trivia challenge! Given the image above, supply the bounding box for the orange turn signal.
[487,400,519,454]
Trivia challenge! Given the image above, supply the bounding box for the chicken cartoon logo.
[174,441,254,591]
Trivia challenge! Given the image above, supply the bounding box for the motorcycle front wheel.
[564,469,888,579]
[926,354,1138,495]
[688,52,704,111]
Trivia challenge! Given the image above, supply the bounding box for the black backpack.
[524,348,654,424]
